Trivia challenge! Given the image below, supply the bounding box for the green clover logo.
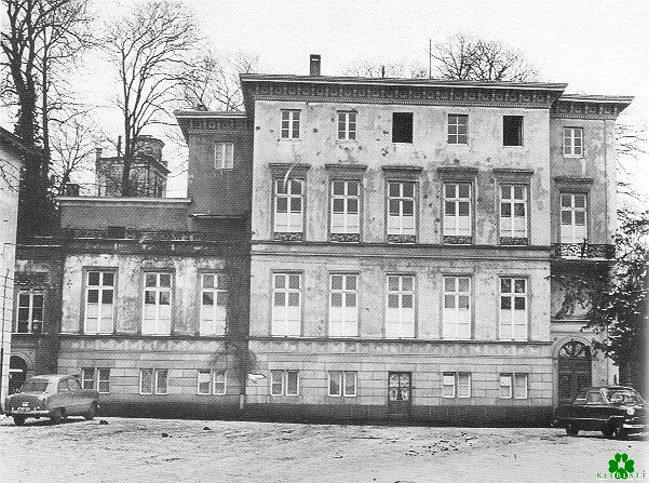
[608,453,635,479]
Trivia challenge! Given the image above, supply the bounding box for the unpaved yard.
[0,415,646,482]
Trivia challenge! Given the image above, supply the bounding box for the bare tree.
[49,114,102,195]
[1,0,93,237]
[342,57,427,79]
[102,0,200,196]
[615,122,647,206]
[181,50,260,111]
[432,34,538,81]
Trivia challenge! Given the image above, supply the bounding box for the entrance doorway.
[388,372,412,415]
[9,356,27,394]
[558,341,592,404]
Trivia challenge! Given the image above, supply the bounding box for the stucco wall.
[251,100,552,245]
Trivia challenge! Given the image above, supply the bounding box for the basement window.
[392,112,413,143]
[503,116,523,146]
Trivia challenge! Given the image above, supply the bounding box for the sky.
[3,0,649,198]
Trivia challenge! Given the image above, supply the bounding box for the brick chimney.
[310,54,321,76]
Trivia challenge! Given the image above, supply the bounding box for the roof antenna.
[381,65,385,78]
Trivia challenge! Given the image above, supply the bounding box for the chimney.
[309,54,321,76]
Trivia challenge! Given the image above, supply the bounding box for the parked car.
[4,374,99,426]
[554,386,646,438]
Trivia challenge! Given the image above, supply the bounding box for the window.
[139,369,168,395]
[387,181,416,241]
[140,369,168,395]
[499,278,527,340]
[197,370,226,395]
[81,367,95,390]
[442,277,471,339]
[586,390,605,404]
[386,275,415,338]
[442,372,471,398]
[14,290,43,334]
[499,185,528,243]
[142,273,172,335]
[448,114,468,144]
[329,274,358,337]
[338,111,356,140]
[97,368,110,393]
[270,370,299,396]
[560,193,587,243]
[500,373,528,399]
[281,110,300,139]
[214,142,234,169]
[392,112,413,143]
[328,371,357,397]
[563,127,583,157]
[274,178,303,235]
[200,273,227,336]
[443,183,472,242]
[271,273,301,336]
[330,180,360,240]
[85,271,114,334]
[503,116,523,146]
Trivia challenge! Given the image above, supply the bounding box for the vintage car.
[553,386,646,438]
[4,374,99,426]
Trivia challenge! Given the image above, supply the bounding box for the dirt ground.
[0,415,646,482]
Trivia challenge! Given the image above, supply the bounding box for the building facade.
[7,57,632,425]
[239,62,631,424]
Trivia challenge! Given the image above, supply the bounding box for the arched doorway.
[558,341,592,404]
[9,356,28,394]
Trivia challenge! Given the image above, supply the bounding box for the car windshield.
[607,390,645,405]
[18,379,50,393]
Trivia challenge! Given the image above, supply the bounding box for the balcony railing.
[551,242,615,260]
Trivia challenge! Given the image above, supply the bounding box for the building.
[239,56,631,424]
[7,56,632,425]
[95,135,169,198]
[0,127,38,406]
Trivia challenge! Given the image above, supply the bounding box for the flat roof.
[57,196,191,204]
[174,110,247,118]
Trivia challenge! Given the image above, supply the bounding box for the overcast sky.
[3,0,648,198]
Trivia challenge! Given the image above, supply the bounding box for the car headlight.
[626,407,635,416]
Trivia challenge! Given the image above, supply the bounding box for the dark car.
[4,374,99,426]
[554,386,646,438]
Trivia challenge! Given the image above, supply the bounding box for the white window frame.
[447,114,468,144]
[139,369,153,395]
[142,272,172,335]
[500,373,528,399]
[81,367,95,390]
[274,178,304,234]
[330,180,360,236]
[385,275,415,338]
[214,142,234,170]
[213,371,227,395]
[84,271,115,335]
[197,369,212,395]
[442,276,471,339]
[271,273,301,336]
[499,185,528,240]
[97,368,110,394]
[327,371,357,397]
[337,111,357,140]
[563,127,583,158]
[499,278,528,341]
[442,373,456,398]
[443,183,472,238]
[154,369,168,395]
[14,289,44,334]
[560,193,588,243]
[387,181,416,236]
[196,370,227,395]
[270,370,299,396]
[281,110,300,139]
[442,372,471,399]
[200,273,227,336]
[328,274,358,337]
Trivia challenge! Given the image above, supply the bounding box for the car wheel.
[614,425,628,440]
[566,423,580,436]
[50,409,63,424]
[13,415,26,426]
[84,405,96,421]
[602,425,614,438]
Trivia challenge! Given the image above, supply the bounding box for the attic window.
[392,113,413,143]
[503,116,523,146]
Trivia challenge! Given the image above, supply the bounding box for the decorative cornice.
[553,176,594,185]
[437,166,478,181]
[268,162,311,178]
[551,95,633,120]
[241,77,566,111]
[493,168,534,184]
[325,163,368,172]
[381,165,423,180]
